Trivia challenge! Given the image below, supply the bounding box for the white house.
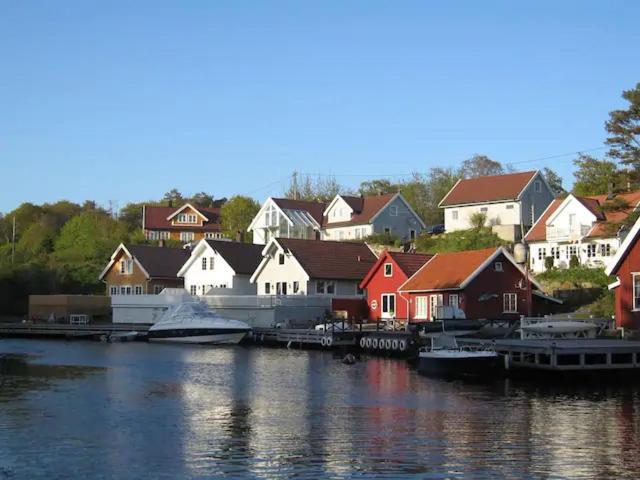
[248,193,425,245]
[177,239,264,296]
[524,191,640,273]
[247,198,325,245]
[321,193,426,242]
[250,238,377,297]
[439,170,555,242]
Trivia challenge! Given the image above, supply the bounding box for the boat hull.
[148,329,249,345]
[418,352,501,377]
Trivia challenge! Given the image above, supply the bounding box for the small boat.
[418,334,500,377]
[148,302,251,345]
[519,320,597,339]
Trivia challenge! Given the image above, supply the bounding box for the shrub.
[536,266,612,289]
[544,256,555,270]
[585,290,615,318]
[414,227,505,254]
[363,233,399,246]
[569,255,580,268]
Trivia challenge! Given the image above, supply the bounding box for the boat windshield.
[156,302,220,325]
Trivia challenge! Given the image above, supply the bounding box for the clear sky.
[1,1,639,213]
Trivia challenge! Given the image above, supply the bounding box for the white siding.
[182,244,255,295]
[325,197,354,224]
[322,225,373,241]
[445,202,521,232]
[253,246,310,295]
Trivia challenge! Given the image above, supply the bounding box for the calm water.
[1,340,640,479]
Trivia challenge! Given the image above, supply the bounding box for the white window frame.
[415,296,428,319]
[586,244,596,258]
[265,283,271,295]
[201,257,207,270]
[384,263,393,277]
[180,231,195,242]
[190,285,197,295]
[389,205,398,216]
[381,293,396,318]
[534,180,542,193]
[159,231,170,240]
[383,227,391,235]
[188,214,197,223]
[119,259,133,275]
[429,294,443,320]
[209,257,215,269]
[633,274,640,311]
[178,213,187,223]
[449,293,459,309]
[503,293,518,313]
[153,285,164,295]
[451,210,458,220]
[279,253,285,265]
[293,281,300,294]
[494,262,503,272]
[120,285,132,295]
[109,285,118,296]
[134,285,143,295]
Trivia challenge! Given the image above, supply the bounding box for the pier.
[0,322,149,340]
[459,338,640,372]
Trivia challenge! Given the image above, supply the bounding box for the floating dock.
[459,338,640,373]
[0,322,149,340]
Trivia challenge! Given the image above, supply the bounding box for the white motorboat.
[418,334,500,377]
[519,320,598,339]
[148,302,251,345]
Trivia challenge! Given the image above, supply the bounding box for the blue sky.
[1,1,639,213]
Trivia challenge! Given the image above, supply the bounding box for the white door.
[429,294,443,320]
[381,294,396,319]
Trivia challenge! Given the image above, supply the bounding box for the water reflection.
[2,340,640,479]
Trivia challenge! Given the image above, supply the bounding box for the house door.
[381,294,396,319]
[429,294,443,320]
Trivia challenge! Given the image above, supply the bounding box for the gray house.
[321,193,426,242]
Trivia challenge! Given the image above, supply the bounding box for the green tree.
[358,179,398,196]
[220,195,260,242]
[606,82,640,173]
[52,212,129,286]
[423,167,461,225]
[189,192,216,208]
[16,220,58,260]
[284,172,348,202]
[459,154,504,178]
[162,188,184,206]
[542,167,566,197]
[572,154,622,196]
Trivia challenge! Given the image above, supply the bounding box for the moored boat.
[148,302,251,345]
[418,334,500,377]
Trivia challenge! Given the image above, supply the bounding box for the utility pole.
[11,216,16,265]
[292,171,298,200]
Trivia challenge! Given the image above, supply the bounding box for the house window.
[389,205,398,216]
[205,232,223,239]
[415,296,428,319]
[134,285,143,295]
[154,285,164,294]
[586,244,596,258]
[276,282,288,295]
[534,181,542,193]
[119,259,133,275]
[178,214,187,223]
[384,227,391,235]
[381,293,396,318]
[568,245,578,258]
[551,247,560,260]
[293,281,299,294]
[109,286,118,296]
[600,244,612,257]
[338,231,345,241]
[326,281,335,294]
[494,262,503,272]
[147,230,159,240]
[202,258,207,270]
[410,229,416,241]
[430,294,443,320]
[506,205,514,210]
[209,257,215,269]
[265,283,271,295]
[190,285,197,295]
[317,281,325,294]
[449,294,459,309]
[384,263,393,277]
[159,231,170,240]
[452,210,458,220]
[634,275,640,310]
[480,207,488,213]
[180,232,194,242]
[503,293,518,313]
[537,248,546,261]
[316,281,336,295]
[279,253,285,265]
[356,285,364,295]
[201,285,208,295]
[120,285,132,295]
[188,214,197,223]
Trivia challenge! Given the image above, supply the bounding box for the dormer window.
[178,213,187,223]
[188,214,197,223]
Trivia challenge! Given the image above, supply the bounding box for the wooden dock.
[459,337,640,372]
[0,322,149,339]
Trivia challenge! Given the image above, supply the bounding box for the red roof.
[525,191,640,242]
[144,205,222,232]
[400,248,498,291]
[323,193,397,228]
[360,250,434,288]
[272,198,326,226]
[439,171,538,207]
[276,238,377,280]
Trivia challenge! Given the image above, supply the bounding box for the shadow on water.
[0,353,103,402]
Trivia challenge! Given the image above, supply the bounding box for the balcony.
[546,224,591,241]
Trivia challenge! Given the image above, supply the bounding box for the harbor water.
[2,339,640,479]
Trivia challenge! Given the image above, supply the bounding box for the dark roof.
[277,238,377,280]
[388,251,435,276]
[439,171,538,207]
[125,244,190,278]
[144,205,222,232]
[323,193,398,228]
[205,240,264,275]
[272,198,326,225]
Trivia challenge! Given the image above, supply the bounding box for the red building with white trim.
[359,251,434,321]
[397,247,559,322]
[606,217,640,329]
